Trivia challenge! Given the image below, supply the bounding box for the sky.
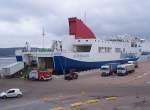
[0,0,150,48]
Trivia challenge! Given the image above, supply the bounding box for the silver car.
[0,88,23,99]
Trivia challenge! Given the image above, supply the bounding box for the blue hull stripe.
[53,56,138,75]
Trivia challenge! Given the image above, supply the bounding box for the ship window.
[75,45,92,52]
[99,47,105,53]
[99,47,112,53]
[123,48,125,52]
[105,47,112,53]
[115,48,121,53]
[131,42,137,47]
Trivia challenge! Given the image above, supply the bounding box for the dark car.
[64,72,78,80]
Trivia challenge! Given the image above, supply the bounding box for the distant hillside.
[0,47,39,57]
[0,48,20,57]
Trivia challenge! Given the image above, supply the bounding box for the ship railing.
[21,49,53,57]
[62,51,90,54]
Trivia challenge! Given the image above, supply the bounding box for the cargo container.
[117,64,135,76]
[101,63,119,76]
[2,62,24,76]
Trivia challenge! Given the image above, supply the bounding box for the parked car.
[0,88,23,99]
[64,69,78,80]
[64,72,78,80]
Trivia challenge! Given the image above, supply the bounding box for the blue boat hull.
[53,56,139,75]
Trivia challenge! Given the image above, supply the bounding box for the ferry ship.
[16,17,144,75]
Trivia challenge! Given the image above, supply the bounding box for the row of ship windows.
[77,40,138,48]
[98,47,124,53]
[77,39,127,42]
[77,39,125,44]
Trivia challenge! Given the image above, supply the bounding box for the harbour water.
[0,57,17,69]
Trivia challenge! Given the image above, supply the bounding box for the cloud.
[0,0,150,47]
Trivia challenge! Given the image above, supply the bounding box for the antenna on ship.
[42,26,46,49]
[84,11,87,23]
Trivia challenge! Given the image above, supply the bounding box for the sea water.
[0,57,17,69]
